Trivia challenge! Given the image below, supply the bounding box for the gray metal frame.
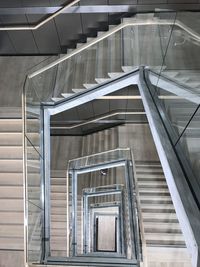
[93,212,119,253]
[69,159,136,260]
[38,67,200,266]
[83,192,123,255]
[42,70,140,263]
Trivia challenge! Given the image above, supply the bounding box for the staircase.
[135,161,192,266]
[136,162,185,247]
[50,170,67,256]
[52,15,156,103]
[0,119,24,258]
[1,11,198,267]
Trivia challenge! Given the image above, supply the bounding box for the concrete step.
[51,229,67,236]
[83,83,97,89]
[0,159,23,172]
[143,212,178,223]
[108,72,124,79]
[51,177,66,186]
[72,88,86,93]
[51,221,67,230]
[0,199,23,211]
[95,78,111,84]
[0,133,22,145]
[140,195,172,204]
[51,193,67,200]
[145,233,185,246]
[136,168,164,174]
[51,215,67,222]
[0,146,23,159]
[61,93,74,98]
[138,180,167,187]
[51,185,67,193]
[0,172,23,185]
[141,204,175,213]
[97,31,106,37]
[122,65,138,72]
[138,177,166,183]
[0,211,23,224]
[51,207,67,215]
[0,237,24,250]
[0,224,23,237]
[0,119,22,132]
[0,186,23,198]
[135,162,161,168]
[51,97,64,102]
[144,222,181,233]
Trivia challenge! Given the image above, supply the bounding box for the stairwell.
[0,12,199,267]
[0,119,193,266]
[136,162,192,267]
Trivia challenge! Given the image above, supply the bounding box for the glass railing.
[68,148,131,170]
[145,12,200,204]
[23,77,45,263]
[23,10,200,265]
[27,12,182,103]
[147,80,200,202]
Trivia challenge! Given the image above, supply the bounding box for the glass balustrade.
[23,10,200,266]
[147,11,200,204]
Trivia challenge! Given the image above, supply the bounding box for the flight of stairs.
[51,14,167,104]
[135,161,192,266]
[135,161,185,247]
[0,119,24,259]
[50,170,67,257]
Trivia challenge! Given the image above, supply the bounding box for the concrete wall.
[118,123,160,162]
[0,56,48,116]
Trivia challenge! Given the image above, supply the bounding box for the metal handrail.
[68,148,131,163]
[0,0,80,31]
[29,17,200,78]
[51,111,145,130]
[130,150,147,267]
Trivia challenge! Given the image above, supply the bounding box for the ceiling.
[0,0,200,55]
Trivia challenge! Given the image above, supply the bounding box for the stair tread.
[72,88,86,93]
[83,83,97,89]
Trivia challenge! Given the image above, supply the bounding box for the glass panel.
[27,201,44,263]
[155,12,200,96]
[146,11,200,208]
[68,148,131,170]
[176,106,200,185]
[26,137,43,209]
[152,86,199,141]
[25,79,42,155]
[30,59,58,102]
[27,13,178,104]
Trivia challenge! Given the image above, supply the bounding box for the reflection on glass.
[154,86,198,140]
[27,201,43,263]
[26,138,43,209]
[155,12,200,96]
[68,148,131,170]
[176,106,200,184]
[25,80,42,154]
